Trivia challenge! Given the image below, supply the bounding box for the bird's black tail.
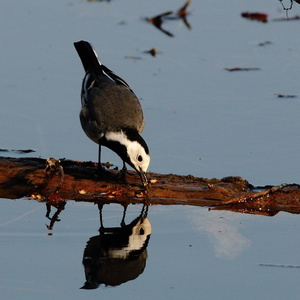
[74,40,102,73]
[74,40,135,94]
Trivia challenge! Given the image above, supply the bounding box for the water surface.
[1,0,300,299]
[1,199,300,300]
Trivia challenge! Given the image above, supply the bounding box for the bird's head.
[104,130,150,185]
[126,140,150,185]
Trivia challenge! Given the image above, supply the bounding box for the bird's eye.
[137,155,143,162]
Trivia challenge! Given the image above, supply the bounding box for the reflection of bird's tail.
[74,40,102,73]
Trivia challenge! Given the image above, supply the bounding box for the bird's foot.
[94,163,115,180]
[116,166,130,183]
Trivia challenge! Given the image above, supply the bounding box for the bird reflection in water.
[81,203,151,289]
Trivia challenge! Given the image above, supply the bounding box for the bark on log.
[1,156,300,216]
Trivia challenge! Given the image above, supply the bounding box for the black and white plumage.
[74,40,150,185]
[81,204,151,289]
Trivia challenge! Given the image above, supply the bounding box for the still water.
[1,0,300,299]
[1,199,300,300]
[1,0,300,186]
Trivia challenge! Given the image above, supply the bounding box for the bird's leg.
[118,161,127,181]
[96,144,114,180]
[97,144,105,174]
[120,204,128,227]
[121,161,127,173]
[98,203,104,234]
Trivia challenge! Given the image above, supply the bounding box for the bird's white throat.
[105,131,133,147]
[105,131,150,172]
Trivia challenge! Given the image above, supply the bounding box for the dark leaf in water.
[0,148,35,154]
[144,48,161,57]
[177,0,192,29]
[182,16,191,30]
[146,11,173,26]
[274,93,297,98]
[15,149,36,153]
[145,11,174,37]
[145,1,192,36]
[241,12,268,23]
[177,0,191,18]
[225,67,261,72]
[258,40,272,46]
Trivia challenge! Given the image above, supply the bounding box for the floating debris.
[241,12,268,23]
[259,263,300,268]
[124,56,142,60]
[258,40,272,46]
[145,0,192,37]
[176,0,192,29]
[0,148,35,154]
[274,93,298,98]
[16,149,35,153]
[144,47,162,57]
[225,67,261,72]
[145,11,174,37]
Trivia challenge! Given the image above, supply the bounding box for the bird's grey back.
[86,77,145,134]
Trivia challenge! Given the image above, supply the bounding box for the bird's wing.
[100,64,136,95]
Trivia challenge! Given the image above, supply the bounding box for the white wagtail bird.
[74,41,150,186]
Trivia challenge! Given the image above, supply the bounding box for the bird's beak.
[139,169,148,186]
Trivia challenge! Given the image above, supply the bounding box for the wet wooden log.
[1,156,300,216]
[211,185,300,216]
[0,156,248,203]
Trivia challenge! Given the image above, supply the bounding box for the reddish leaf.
[241,12,268,23]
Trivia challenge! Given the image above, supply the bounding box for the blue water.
[1,199,300,300]
[1,0,300,299]
[1,0,300,185]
